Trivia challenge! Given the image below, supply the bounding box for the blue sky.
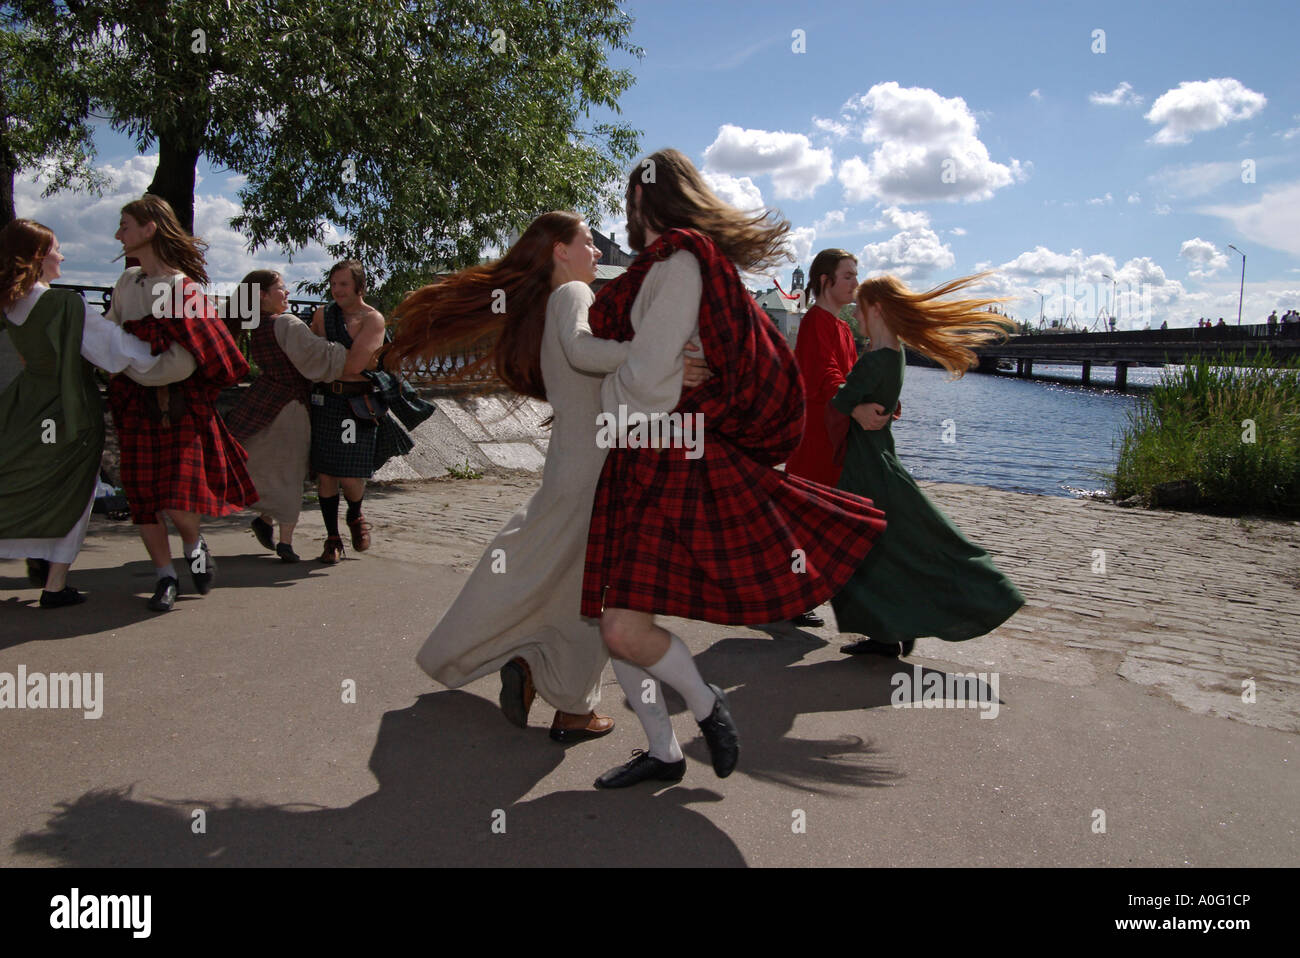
[17,0,1299,327]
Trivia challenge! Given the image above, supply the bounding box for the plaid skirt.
[310,391,377,478]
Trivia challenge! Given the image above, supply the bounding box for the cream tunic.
[416,282,630,714]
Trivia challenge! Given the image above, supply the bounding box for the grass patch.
[445,459,483,480]
[1110,352,1300,515]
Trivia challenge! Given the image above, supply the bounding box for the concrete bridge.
[974,322,1300,390]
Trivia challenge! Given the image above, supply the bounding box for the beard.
[626,203,647,253]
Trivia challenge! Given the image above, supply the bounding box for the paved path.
[1,479,1296,866]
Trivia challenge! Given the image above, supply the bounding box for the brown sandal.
[318,535,346,564]
[347,513,372,552]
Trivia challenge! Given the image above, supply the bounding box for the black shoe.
[697,683,739,778]
[188,538,216,594]
[40,586,86,608]
[251,517,275,552]
[840,638,903,657]
[26,558,50,588]
[148,576,178,612]
[276,543,300,563]
[498,658,534,729]
[789,610,824,628]
[594,749,687,789]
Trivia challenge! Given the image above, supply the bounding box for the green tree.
[18,0,640,288]
[0,4,106,226]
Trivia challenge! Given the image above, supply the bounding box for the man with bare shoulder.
[309,259,386,563]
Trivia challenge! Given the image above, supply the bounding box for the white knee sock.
[611,658,683,763]
[642,634,719,721]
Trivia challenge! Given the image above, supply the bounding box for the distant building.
[752,287,804,345]
[592,228,634,268]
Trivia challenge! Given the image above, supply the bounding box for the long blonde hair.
[857,272,1013,377]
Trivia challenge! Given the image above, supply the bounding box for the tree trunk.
[0,163,14,229]
[146,132,201,234]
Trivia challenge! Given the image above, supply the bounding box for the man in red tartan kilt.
[580,150,889,789]
[106,196,257,612]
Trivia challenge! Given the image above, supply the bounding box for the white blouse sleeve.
[600,250,702,417]
[79,298,163,374]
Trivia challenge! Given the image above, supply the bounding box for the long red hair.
[386,211,583,400]
[857,272,1013,377]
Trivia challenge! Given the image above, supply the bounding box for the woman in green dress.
[830,273,1025,656]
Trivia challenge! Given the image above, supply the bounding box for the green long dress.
[0,289,104,539]
[830,346,1024,642]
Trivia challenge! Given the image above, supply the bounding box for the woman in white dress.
[0,220,178,606]
[385,211,708,741]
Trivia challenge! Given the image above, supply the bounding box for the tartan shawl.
[225,313,310,441]
[579,229,888,623]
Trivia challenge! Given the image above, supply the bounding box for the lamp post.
[1033,288,1043,327]
[1102,272,1117,331]
[1227,244,1245,326]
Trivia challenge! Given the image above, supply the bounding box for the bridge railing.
[51,282,507,391]
[1009,323,1300,344]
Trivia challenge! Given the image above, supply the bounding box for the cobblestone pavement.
[368,477,1300,733]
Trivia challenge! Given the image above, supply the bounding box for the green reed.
[1111,351,1300,515]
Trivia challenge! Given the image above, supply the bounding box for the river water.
[888,362,1168,498]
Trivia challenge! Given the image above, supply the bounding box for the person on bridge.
[0,219,175,607]
[830,273,1026,658]
[387,211,712,746]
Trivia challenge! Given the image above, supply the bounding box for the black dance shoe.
[498,657,534,728]
[40,587,86,608]
[26,558,50,588]
[148,576,178,612]
[841,638,906,657]
[251,517,275,552]
[276,543,300,563]
[188,538,216,595]
[789,610,824,628]
[594,749,687,789]
[697,683,740,778]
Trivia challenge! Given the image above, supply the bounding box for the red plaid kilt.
[579,229,888,622]
[109,389,257,524]
[109,281,257,524]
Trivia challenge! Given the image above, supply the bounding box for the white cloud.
[1127,193,1141,204]
[700,169,765,212]
[1086,192,1114,206]
[1154,204,1172,215]
[813,208,846,233]
[833,82,1025,204]
[949,226,967,236]
[1090,81,1144,107]
[1145,77,1267,145]
[1029,89,1042,101]
[1147,159,1242,198]
[1198,179,1300,257]
[702,125,833,200]
[14,154,338,293]
[1178,237,1230,279]
[856,207,954,279]
[1280,114,1300,140]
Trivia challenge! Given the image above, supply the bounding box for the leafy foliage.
[1111,353,1300,515]
[8,0,642,290]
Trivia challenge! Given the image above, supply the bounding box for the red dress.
[108,279,257,524]
[580,230,887,624]
[785,304,858,486]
